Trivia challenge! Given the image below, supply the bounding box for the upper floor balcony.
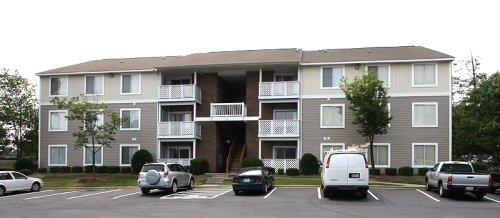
[158,85,201,103]
[210,102,247,121]
[259,81,300,99]
[158,121,201,139]
[258,120,300,137]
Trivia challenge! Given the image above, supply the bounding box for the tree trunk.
[369,135,376,172]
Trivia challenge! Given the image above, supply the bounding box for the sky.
[1,0,499,85]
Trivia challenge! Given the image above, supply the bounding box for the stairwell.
[229,145,244,174]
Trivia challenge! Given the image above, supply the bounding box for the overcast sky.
[1,0,498,84]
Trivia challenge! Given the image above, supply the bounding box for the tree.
[341,70,392,171]
[0,69,39,160]
[50,95,123,175]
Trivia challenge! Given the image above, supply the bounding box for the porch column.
[192,140,196,159]
[258,140,262,159]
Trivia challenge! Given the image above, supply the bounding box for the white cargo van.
[321,149,369,198]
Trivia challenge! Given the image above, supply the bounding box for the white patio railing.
[258,120,299,137]
[158,121,201,138]
[259,81,299,98]
[262,159,300,172]
[158,85,201,102]
[158,158,192,166]
[211,102,247,118]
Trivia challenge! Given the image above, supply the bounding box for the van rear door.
[328,153,349,185]
[346,153,368,186]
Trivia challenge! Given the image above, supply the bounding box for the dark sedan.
[232,167,275,195]
[490,165,500,193]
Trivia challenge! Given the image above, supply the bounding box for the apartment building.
[36,46,454,173]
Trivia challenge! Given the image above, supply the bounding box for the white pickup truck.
[425,161,492,199]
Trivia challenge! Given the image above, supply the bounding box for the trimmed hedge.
[265,167,275,175]
[241,157,264,168]
[120,166,132,174]
[19,169,33,175]
[14,158,35,171]
[85,165,95,173]
[131,149,154,174]
[38,168,47,173]
[49,166,60,173]
[96,166,108,173]
[60,166,71,173]
[398,166,413,176]
[369,168,381,175]
[190,158,209,175]
[277,169,285,175]
[71,166,83,173]
[286,168,300,176]
[300,153,319,175]
[418,168,429,176]
[385,168,397,176]
[107,166,121,174]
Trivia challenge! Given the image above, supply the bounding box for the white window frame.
[321,66,344,89]
[83,144,103,166]
[120,73,141,95]
[49,76,68,97]
[365,143,391,168]
[273,146,297,159]
[48,145,67,166]
[168,111,192,121]
[367,64,391,87]
[48,110,68,132]
[274,73,297,81]
[168,146,192,159]
[412,143,438,168]
[412,102,438,127]
[120,144,140,166]
[273,109,297,120]
[120,108,141,130]
[412,63,438,87]
[84,75,104,95]
[320,104,345,128]
[387,103,391,128]
[320,143,345,161]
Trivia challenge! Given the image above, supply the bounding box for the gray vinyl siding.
[39,103,157,168]
[301,96,450,168]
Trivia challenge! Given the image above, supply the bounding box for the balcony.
[258,120,299,137]
[158,85,201,103]
[210,102,247,121]
[259,81,299,99]
[157,158,192,166]
[158,121,201,139]
[261,159,299,172]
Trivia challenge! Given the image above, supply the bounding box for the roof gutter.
[301,58,455,66]
[35,68,156,76]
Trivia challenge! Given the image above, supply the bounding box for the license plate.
[243,178,250,182]
[466,187,473,191]
[349,173,360,178]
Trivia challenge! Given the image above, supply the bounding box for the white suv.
[137,162,194,194]
[321,149,369,198]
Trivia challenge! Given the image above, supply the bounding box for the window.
[171,78,191,85]
[84,111,104,130]
[321,143,345,161]
[275,74,297,81]
[412,143,437,167]
[320,104,345,128]
[120,144,139,165]
[121,74,140,94]
[412,102,438,127]
[49,110,68,131]
[121,108,140,130]
[84,144,103,166]
[413,63,437,86]
[274,110,297,120]
[367,65,390,87]
[50,77,68,96]
[85,75,104,95]
[274,146,296,159]
[366,143,390,168]
[48,145,67,166]
[169,112,192,121]
[169,147,191,159]
[321,66,344,88]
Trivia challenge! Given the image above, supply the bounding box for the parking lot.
[1,187,499,218]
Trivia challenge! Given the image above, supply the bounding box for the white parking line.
[485,196,500,204]
[210,189,232,199]
[368,190,379,200]
[264,188,277,199]
[0,190,53,199]
[416,189,440,202]
[112,191,140,200]
[317,187,322,199]
[67,189,122,200]
[25,190,78,200]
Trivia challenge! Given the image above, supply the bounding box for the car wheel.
[438,183,448,198]
[425,179,432,191]
[145,170,161,185]
[141,188,150,195]
[30,182,41,192]
[262,184,268,194]
[475,192,485,200]
[360,191,368,199]
[270,180,275,189]
[0,186,5,196]
[323,188,330,198]
[233,189,240,196]
[170,181,178,194]
[188,178,194,190]
[489,187,497,194]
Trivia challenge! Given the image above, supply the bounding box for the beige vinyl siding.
[301,96,450,168]
[39,103,157,168]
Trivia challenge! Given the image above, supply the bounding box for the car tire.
[169,181,178,194]
[439,183,448,198]
[425,179,432,191]
[489,187,497,194]
[145,170,161,185]
[187,178,194,190]
[141,188,150,195]
[262,184,268,194]
[30,182,41,192]
[475,192,485,200]
[360,191,368,199]
[234,190,240,196]
[0,186,5,196]
[270,180,275,189]
[323,188,330,198]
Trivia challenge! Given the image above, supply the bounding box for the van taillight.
[326,159,330,168]
[365,159,368,168]
[447,175,453,185]
[489,175,493,187]
[164,171,169,177]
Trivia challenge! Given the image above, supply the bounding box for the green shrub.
[472,162,488,173]
[241,157,263,168]
[60,166,71,173]
[84,165,95,173]
[369,168,381,175]
[14,158,35,171]
[398,166,413,176]
[265,167,275,175]
[49,166,60,173]
[300,153,320,175]
[38,168,47,173]
[385,168,397,176]
[107,166,121,174]
[131,149,154,174]
[418,168,429,176]
[96,166,108,173]
[71,166,83,173]
[120,166,132,174]
[277,169,284,175]
[20,169,33,175]
[286,168,300,176]
[189,158,209,175]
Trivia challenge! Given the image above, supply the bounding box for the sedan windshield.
[239,170,262,176]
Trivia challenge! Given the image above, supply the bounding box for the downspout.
[154,68,161,161]
[298,49,304,159]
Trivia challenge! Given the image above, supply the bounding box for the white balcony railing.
[158,121,201,138]
[210,102,247,119]
[258,120,299,137]
[158,85,201,102]
[157,158,192,166]
[261,159,299,172]
[259,81,299,98]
